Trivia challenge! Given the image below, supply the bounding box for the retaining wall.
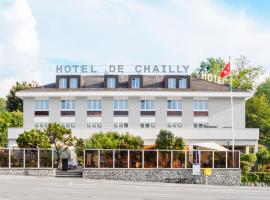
[83,169,241,186]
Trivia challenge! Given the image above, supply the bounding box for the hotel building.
[8,73,259,152]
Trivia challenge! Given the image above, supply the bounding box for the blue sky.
[0,0,270,97]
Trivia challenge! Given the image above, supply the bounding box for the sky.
[0,0,270,97]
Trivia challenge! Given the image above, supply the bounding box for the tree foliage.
[0,111,23,147]
[255,77,270,104]
[256,145,270,165]
[75,138,85,166]
[0,98,6,112]
[6,81,38,112]
[85,132,144,149]
[231,56,262,92]
[194,57,225,77]
[16,129,51,148]
[155,129,185,150]
[194,56,262,92]
[246,95,270,146]
[45,123,74,166]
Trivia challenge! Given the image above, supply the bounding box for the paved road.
[0,175,269,200]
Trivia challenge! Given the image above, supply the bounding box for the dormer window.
[131,78,140,88]
[70,78,78,88]
[168,78,176,89]
[59,78,67,88]
[107,77,116,88]
[179,78,187,88]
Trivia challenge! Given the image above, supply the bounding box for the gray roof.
[20,75,241,92]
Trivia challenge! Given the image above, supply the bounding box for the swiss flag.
[219,62,231,78]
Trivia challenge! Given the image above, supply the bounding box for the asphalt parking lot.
[0,175,269,200]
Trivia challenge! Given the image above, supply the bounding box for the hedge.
[241,172,270,184]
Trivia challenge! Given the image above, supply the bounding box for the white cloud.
[1,0,270,97]
[0,0,40,97]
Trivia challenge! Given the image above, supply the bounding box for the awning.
[192,142,228,151]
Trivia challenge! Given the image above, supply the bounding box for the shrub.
[173,137,185,150]
[241,153,257,166]
[241,161,251,175]
[155,130,185,150]
[85,132,144,149]
[155,130,175,150]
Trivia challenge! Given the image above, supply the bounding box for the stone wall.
[0,168,56,177]
[83,169,241,186]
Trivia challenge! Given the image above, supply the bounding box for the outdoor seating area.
[84,149,240,169]
[0,148,53,168]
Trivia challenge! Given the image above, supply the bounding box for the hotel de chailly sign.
[56,65,190,75]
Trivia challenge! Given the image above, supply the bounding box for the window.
[168,78,176,88]
[167,100,182,110]
[87,122,102,128]
[194,123,208,128]
[140,100,154,110]
[114,123,128,128]
[131,78,140,88]
[35,100,49,111]
[70,78,78,88]
[113,100,128,110]
[193,100,208,111]
[140,123,155,128]
[34,123,49,129]
[107,77,116,88]
[61,100,75,110]
[179,78,187,88]
[87,100,101,111]
[59,78,67,88]
[61,123,75,128]
[167,122,182,128]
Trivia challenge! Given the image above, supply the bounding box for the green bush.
[241,172,270,184]
[85,132,144,149]
[155,129,185,150]
[241,153,257,166]
[241,161,251,175]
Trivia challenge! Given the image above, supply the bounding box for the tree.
[75,138,85,166]
[45,123,73,167]
[0,111,23,147]
[246,95,270,146]
[173,137,185,150]
[0,98,6,111]
[194,56,262,92]
[6,81,38,112]
[16,129,51,148]
[194,57,225,77]
[231,56,262,92]
[255,77,270,104]
[85,132,144,149]
[155,130,185,150]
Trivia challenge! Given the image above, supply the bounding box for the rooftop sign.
[201,73,226,84]
[56,65,189,75]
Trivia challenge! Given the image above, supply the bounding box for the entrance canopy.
[192,142,228,151]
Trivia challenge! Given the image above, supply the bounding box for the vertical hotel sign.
[56,65,190,75]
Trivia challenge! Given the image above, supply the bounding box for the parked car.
[68,160,77,170]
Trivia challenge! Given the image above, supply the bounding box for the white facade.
[7,75,259,153]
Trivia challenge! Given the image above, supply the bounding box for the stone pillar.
[101,97,113,128]
[23,97,35,128]
[155,97,167,128]
[75,97,87,128]
[128,97,140,128]
[182,97,194,128]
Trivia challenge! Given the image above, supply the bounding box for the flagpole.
[229,59,235,167]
